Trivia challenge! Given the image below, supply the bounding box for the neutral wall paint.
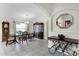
[29,16,48,39]
[48,3,79,40]
[0,3,50,41]
[0,18,3,40]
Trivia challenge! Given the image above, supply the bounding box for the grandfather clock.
[2,21,9,42]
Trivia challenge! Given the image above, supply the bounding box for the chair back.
[22,31,28,39]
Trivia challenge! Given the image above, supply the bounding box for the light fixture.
[26,21,29,24]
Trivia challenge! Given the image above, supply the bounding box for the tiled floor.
[0,39,79,56]
[0,39,51,56]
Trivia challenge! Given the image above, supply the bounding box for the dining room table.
[6,32,34,46]
[7,34,22,45]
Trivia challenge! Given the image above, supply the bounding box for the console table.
[48,36,78,56]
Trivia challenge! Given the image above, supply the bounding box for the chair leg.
[18,37,21,44]
[26,39,27,43]
[6,40,8,46]
[22,39,23,44]
[76,44,78,48]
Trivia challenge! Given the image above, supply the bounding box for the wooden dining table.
[6,34,22,45]
[6,33,34,46]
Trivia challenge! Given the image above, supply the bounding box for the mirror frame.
[56,13,73,29]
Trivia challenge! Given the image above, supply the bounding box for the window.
[16,22,27,35]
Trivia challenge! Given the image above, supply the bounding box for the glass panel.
[56,13,73,28]
[16,23,26,35]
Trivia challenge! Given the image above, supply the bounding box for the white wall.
[0,17,3,40]
[48,3,79,40]
[1,3,79,40]
[29,16,48,39]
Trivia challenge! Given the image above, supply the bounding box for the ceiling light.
[26,21,29,24]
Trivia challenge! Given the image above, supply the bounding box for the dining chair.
[28,33,34,41]
[22,31,28,44]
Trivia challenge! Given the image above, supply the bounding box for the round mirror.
[56,13,73,28]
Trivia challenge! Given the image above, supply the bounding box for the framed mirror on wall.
[56,13,73,29]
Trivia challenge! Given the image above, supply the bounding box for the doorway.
[33,23,44,39]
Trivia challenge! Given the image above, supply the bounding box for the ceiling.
[1,3,79,22]
[35,3,54,15]
[0,3,53,21]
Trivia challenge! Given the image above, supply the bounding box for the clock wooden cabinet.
[2,21,9,42]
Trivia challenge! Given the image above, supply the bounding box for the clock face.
[4,24,8,28]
